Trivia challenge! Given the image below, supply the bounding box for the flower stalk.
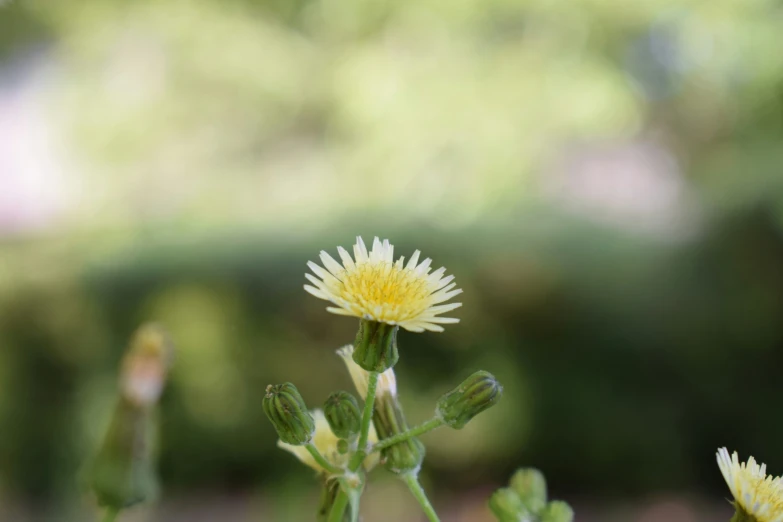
[403,474,441,522]
[327,488,351,522]
[348,370,379,472]
[305,444,344,476]
[372,418,444,453]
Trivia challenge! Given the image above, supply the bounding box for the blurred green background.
[1,0,783,520]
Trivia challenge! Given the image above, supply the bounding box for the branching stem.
[306,443,343,475]
[372,418,444,452]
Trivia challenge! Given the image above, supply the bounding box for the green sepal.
[83,397,159,510]
[353,320,399,373]
[436,370,503,429]
[263,383,315,446]
[730,505,758,522]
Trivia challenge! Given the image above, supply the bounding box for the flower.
[337,345,397,399]
[717,447,783,522]
[304,236,462,332]
[278,410,379,474]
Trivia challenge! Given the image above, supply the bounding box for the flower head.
[278,410,379,474]
[304,236,462,332]
[717,447,783,522]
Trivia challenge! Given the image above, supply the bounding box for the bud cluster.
[489,468,573,522]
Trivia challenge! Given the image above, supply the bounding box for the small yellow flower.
[337,345,397,399]
[278,410,379,474]
[717,447,783,522]
[304,236,462,332]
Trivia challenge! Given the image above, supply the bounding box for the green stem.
[339,370,379,522]
[102,507,120,522]
[372,418,444,452]
[403,474,440,522]
[348,371,379,472]
[306,443,343,475]
[347,486,361,522]
[327,487,350,522]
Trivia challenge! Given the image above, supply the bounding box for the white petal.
[304,285,329,299]
[426,267,446,284]
[431,288,463,304]
[337,246,355,270]
[326,306,358,316]
[406,250,421,270]
[399,322,426,333]
[371,237,382,261]
[384,239,393,262]
[427,302,463,314]
[305,273,330,291]
[419,322,445,332]
[354,236,368,262]
[320,251,345,277]
[425,317,460,324]
[433,274,454,291]
[307,262,342,288]
[415,258,432,275]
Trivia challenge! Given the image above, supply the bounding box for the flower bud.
[352,320,399,373]
[84,398,159,510]
[373,395,424,475]
[488,488,532,522]
[324,391,362,441]
[541,501,574,522]
[383,436,425,476]
[83,324,173,510]
[120,324,174,408]
[510,468,547,513]
[263,383,315,446]
[436,370,502,429]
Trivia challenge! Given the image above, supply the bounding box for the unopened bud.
[436,370,502,429]
[324,391,361,441]
[120,324,173,408]
[84,324,173,510]
[84,398,159,510]
[383,437,425,476]
[373,395,424,474]
[510,468,547,513]
[263,383,315,446]
[541,501,574,522]
[337,439,350,454]
[352,320,399,373]
[488,488,532,522]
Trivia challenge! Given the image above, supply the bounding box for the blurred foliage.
[1,0,783,520]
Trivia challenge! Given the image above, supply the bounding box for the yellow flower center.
[742,475,783,522]
[338,262,432,320]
